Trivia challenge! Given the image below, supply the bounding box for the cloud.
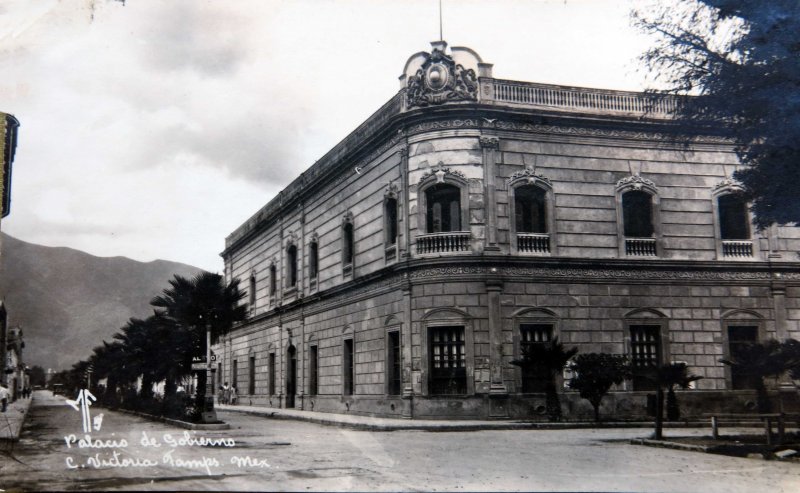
[133,0,252,76]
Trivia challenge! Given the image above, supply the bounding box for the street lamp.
[198,312,217,423]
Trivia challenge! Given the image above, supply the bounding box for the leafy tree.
[28,365,47,387]
[568,353,630,422]
[511,337,578,422]
[634,0,800,227]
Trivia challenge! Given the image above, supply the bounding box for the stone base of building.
[228,389,800,421]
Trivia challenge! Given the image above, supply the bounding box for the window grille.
[387,331,401,395]
[429,326,466,394]
[343,339,354,395]
[728,326,758,389]
[309,346,318,396]
[519,324,553,392]
[630,325,661,391]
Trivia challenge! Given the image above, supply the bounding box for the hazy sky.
[0,0,659,272]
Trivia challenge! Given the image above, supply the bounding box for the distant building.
[5,326,26,400]
[0,112,19,394]
[213,42,800,419]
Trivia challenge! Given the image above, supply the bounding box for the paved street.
[1,391,798,491]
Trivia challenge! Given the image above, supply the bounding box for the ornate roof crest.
[420,162,466,183]
[508,167,551,187]
[406,47,478,108]
[616,174,657,192]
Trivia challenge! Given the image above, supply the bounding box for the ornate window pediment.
[712,177,745,196]
[419,162,467,186]
[616,174,658,194]
[406,48,478,108]
[507,167,552,189]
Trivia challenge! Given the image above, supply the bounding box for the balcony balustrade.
[722,240,753,258]
[625,237,657,256]
[417,232,471,254]
[385,244,397,262]
[517,233,550,254]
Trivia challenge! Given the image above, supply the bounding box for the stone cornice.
[224,256,800,338]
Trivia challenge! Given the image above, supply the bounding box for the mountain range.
[0,232,204,371]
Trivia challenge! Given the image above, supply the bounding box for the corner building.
[215,42,800,420]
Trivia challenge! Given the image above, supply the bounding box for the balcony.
[417,232,471,254]
[625,237,657,256]
[385,244,397,262]
[517,233,550,254]
[722,240,753,258]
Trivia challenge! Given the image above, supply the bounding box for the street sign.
[191,362,207,371]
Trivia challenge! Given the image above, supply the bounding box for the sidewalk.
[0,396,33,444]
[216,403,688,431]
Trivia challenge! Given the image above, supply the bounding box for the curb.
[0,398,33,445]
[115,408,230,430]
[219,406,711,432]
[630,438,710,453]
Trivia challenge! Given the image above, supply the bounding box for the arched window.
[515,185,547,234]
[286,244,298,288]
[713,179,756,259]
[426,183,461,233]
[622,190,654,238]
[248,273,256,310]
[508,169,554,255]
[385,197,398,262]
[342,214,354,277]
[718,195,750,239]
[616,175,660,257]
[308,238,319,289]
[269,263,277,297]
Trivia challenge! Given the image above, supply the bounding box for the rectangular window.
[429,326,466,395]
[217,362,222,388]
[232,359,238,391]
[387,331,401,395]
[268,353,276,395]
[519,323,553,393]
[630,325,661,391]
[248,356,256,395]
[343,339,354,395]
[309,346,318,396]
[728,326,758,390]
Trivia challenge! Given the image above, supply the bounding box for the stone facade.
[214,42,800,420]
[1,112,19,392]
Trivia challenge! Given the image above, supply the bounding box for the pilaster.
[480,136,500,251]
[401,279,414,418]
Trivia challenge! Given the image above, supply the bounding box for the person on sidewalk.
[222,382,230,405]
[230,386,238,405]
[0,383,9,412]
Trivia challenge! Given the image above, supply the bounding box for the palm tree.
[660,363,702,421]
[511,337,578,422]
[150,273,247,401]
[719,339,785,413]
[641,363,703,439]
